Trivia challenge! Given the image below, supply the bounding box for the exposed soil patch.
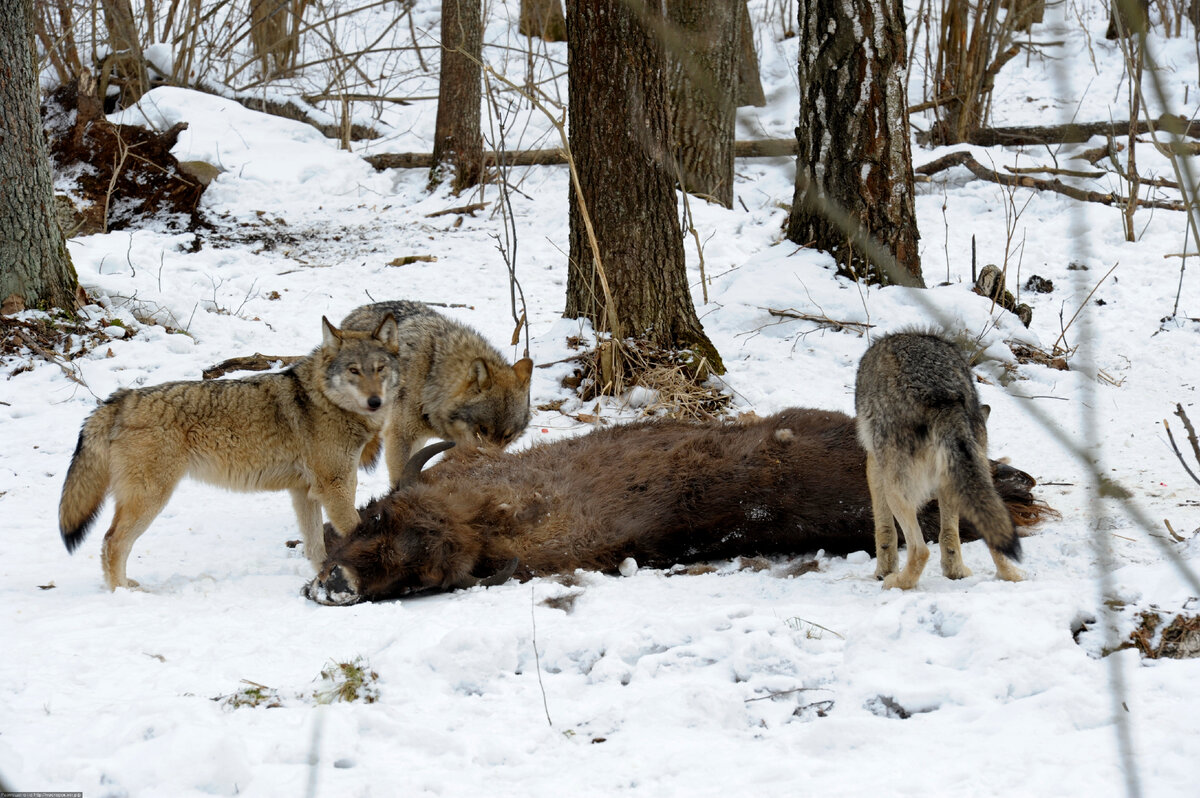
[0,312,114,382]
[42,76,207,234]
[1130,611,1200,659]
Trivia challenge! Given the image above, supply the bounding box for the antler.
[396,440,456,489]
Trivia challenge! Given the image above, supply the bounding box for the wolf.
[854,331,1023,590]
[302,408,1051,605]
[339,300,533,486]
[58,315,401,590]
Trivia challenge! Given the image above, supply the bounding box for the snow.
[3,1,1200,795]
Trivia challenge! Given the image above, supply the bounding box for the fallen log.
[202,353,302,380]
[918,113,1199,147]
[363,138,799,171]
[917,150,1187,212]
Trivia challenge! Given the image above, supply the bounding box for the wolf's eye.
[348,367,361,375]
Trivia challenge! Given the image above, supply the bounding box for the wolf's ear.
[470,358,492,390]
[513,357,533,386]
[981,404,991,423]
[321,317,342,349]
[373,313,400,354]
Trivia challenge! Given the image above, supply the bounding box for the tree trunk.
[99,0,149,107]
[431,0,483,193]
[1106,0,1149,39]
[1002,0,1045,32]
[786,0,922,286]
[565,0,723,375]
[665,0,740,209]
[1,0,79,315]
[519,0,566,42]
[736,0,766,107]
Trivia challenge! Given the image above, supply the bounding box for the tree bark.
[565,0,723,374]
[665,0,740,208]
[431,0,483,192]
[786,0,922,286]
[519,0,566,42]
[735,0,766,107]
[1,0,79,315]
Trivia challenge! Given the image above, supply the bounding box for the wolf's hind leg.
[101,481,176,590]
[100,436,187,590]
[937,489,972,580]
[866,454,900,579]
[881,492,930,591]
[990,547,1024,582]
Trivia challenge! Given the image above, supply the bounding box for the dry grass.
[562,338,732,421]
[1009,342,1070,371]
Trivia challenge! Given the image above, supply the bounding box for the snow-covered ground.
[2,1,1199,795]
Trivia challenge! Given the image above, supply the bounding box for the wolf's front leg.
[312,469,362,541]
[383,417,424,489]
[290,488,327,567]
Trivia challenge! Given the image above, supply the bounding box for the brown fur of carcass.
[309,408,1054,603]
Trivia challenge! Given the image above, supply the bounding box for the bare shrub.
[249,0,309,79]
[921,0,1036,145]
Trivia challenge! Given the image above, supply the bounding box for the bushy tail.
[59,402,117,552]
[942,421,1022,562]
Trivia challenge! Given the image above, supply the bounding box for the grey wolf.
[59,315,401,590]
[339,300,533,486]
[303,408,1049,604]
[854,331,1023,590]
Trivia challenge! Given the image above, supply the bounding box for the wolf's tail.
[59,399,120,552]
[942,417,1022,561]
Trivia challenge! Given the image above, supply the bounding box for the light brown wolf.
[339,300,533,486]
[854,331,1023,590]
[58,315,401,590]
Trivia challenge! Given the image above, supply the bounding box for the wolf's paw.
[941,561,973,580]
[873,548,899,580]
[882,572,920,591]
[303,566,362,606]
[995,564,1025,583]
